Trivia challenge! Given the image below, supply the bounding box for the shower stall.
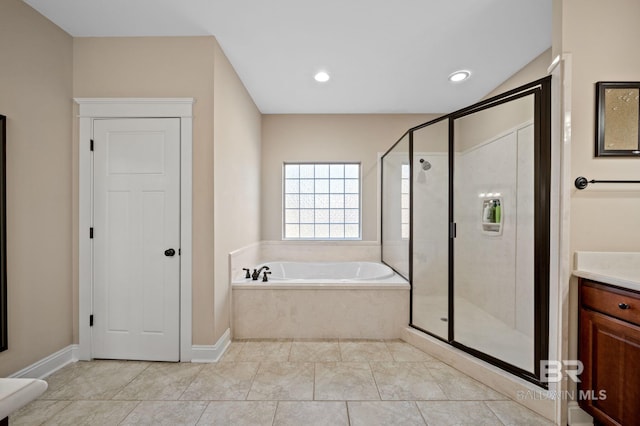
[382,77,551,385]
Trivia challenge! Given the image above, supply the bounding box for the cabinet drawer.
[581,281,640,326]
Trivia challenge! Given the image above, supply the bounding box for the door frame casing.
[76,98,194,361]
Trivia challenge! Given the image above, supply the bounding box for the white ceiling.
[23,0,552,114]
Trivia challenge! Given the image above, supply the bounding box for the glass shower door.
[411,119,449,340]
[452,93,538,374]
[381,133,410,279]
[384,77,551,385]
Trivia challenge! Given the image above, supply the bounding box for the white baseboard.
[568,402,593,426]
[7,332,231,379]
[191,328,231,363]
[9,345,79,379]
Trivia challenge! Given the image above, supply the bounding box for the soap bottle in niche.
[494,200,501,224]
[483,201,494,223]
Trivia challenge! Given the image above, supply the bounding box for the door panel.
[452,94,536,374]
[93,118,180,361]
[410,120,449,340]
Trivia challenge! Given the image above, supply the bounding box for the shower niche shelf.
[481,197,503,235]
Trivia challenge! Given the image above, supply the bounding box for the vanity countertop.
[573,251,640,293]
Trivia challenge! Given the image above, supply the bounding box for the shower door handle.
[449,223,457,238]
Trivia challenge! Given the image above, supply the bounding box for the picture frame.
[595,81,640,157]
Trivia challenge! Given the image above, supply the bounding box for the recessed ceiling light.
[448,70,471,83]
[314,71,330,83]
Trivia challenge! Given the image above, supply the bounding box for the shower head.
[419,158,431,171]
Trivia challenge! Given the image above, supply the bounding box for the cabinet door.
[579,308,640,426]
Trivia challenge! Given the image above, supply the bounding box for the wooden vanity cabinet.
[578,279,640,426]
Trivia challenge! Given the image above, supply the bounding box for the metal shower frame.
[381,76,552,387]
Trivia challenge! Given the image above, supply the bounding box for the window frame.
[282,161,362,241]
[400,163,410,240]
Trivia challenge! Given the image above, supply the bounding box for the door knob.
[164,248,176,257]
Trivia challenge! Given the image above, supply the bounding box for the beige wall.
[563,0,640,254]
[212,42,261,340]
[552,1,563,60]
[73,37,218,344]
[73,36,261,346]
[0,0,73,377]
[557,0,640,407]
[485,49,553,99]
[261,114,437,242]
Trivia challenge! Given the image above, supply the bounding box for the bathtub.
[260,261,395,282]
[232,261,409,339]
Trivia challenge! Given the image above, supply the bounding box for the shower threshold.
[412,294,534,372]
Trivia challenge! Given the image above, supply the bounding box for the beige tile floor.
[10,340,554,425]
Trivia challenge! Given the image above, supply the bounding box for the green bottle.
[494,200,501,224]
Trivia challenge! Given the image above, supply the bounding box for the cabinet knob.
[618,302,630,310]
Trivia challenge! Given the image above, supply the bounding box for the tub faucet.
[242,268,251,279]
[262,271,272,282]
[252,266,270,280]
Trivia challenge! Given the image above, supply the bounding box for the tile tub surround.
[259,241,382,263]
[229,240,382,286]
[10,340,554,425]
[231,242,408,340]
[573,251,640,292]
[232,285,409,339]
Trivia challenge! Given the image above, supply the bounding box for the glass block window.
[284,163,361,239]
[401,164,410,239]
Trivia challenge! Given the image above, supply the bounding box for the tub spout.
[252,266,270,280]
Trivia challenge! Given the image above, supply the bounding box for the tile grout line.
[483,401,509,426]
[414,400,429,425]
[383,340,397,362]
[235,341,248,362]
[286,339,293,362]
[117,400,143,425]
[271,400,280,426]
[480,400,508,426]
[422,361,450,400]
[313,362,316,401]
[191,400,209,426]
[244,361,261,400]
[176,364,205,401]
[368,361,383,401]
[111,361,154,401]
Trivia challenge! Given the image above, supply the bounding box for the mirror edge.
[0,114,6,352]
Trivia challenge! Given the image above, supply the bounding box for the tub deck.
[232,275,408,290]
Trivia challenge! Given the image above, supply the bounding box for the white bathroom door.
[92,118,181,361]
